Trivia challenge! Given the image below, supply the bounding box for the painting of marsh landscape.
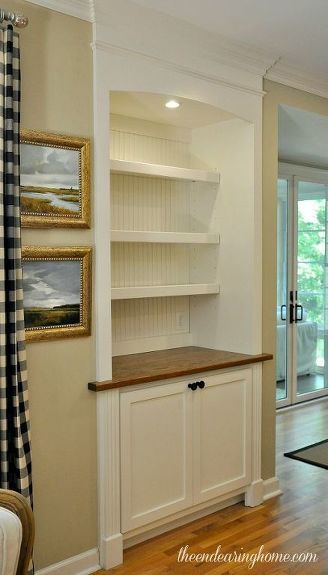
[20,131,90,228]
[21,144,80,215]
[22,247,92,341]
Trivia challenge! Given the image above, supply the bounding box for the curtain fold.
[0,24,32,505]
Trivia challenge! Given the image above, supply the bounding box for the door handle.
[188,382,198,391]
[198,380,205,389]
[295,304,303,323]
[280,305,286,321]
[289,290,294,324]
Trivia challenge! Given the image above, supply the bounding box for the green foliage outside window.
[297,199,326,325]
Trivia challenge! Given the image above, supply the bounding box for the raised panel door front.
[193,369,252,503]
[120,381,193,532]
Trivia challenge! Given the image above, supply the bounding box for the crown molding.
[25,0,94,22]
[266,62,328,100]
[92,41,266,98]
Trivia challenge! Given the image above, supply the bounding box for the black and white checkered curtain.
[0,25,32,505]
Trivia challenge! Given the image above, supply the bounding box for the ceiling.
[130,0,328,81]
[110,92,234,128]
[279,105,328,168]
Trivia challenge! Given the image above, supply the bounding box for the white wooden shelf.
[111,283,220,300]
[111,230,220,244]
[110,159,220,183]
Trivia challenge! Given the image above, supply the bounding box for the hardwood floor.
[98,399,328,574]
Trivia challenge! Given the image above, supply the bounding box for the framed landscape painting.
[20,130,90,228]
[22,247,92,342]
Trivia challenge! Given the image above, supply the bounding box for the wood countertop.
[88,346,273,392]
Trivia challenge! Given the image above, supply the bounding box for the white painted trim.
[97,391,123,569]
[245,364,263,507]
[266,63,328,100]
[124,477,280,548]
[244,479,264,507]
[279,162,328,183]
[26,0,93,21]
[93,44,112,381]
[35,549,100,575]
[99,534,123,571]
[277,395,328,412]
[253,118,263,353]
[263,477,282,501]
[93,41,266,98]
[123,494,244,548]
[251,363,263,482]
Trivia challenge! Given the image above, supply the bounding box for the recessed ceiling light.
[165,100,180,109]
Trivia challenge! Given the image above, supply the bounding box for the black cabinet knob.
[188,381,205,390]
[188,382,198,391]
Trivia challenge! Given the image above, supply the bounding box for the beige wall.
[9,1,97,568]
[262,80,328,479]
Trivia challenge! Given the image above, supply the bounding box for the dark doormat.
[284,439,328,470]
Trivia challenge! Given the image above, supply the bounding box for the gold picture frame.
[20,130,90,228]
[22,247,92,342]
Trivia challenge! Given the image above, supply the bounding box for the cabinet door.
[193,369,252,504]
[120,381,193,532]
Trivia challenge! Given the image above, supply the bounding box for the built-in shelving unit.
[111,283,220,300]
[111,230,220,244]
[110,158,220,183]
[110,109,222,356]
[94,43,265,568]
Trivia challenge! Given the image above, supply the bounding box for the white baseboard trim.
[263,476,282,501]
[99,533,123,570]
[35,548,100,575]
[124,494,244,549]
[244,479,264,507]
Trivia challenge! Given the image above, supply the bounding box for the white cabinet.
[120,368,252,533]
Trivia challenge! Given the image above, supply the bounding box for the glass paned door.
[276,174,328,406]
[296,181,328,400]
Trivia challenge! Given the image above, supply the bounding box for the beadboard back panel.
[110,130,190,167]
[112,297,189,342]
[111,175,218,234]
[112,244,190,287]
[111,174,191,233]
